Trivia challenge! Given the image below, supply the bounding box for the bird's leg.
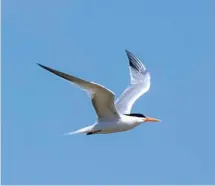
[86,130,102,135]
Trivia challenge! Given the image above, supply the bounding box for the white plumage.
[38,50,160,135]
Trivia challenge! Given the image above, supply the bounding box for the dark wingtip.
[125,49,133,66]
[125,49,138,70]
[125,49,136,62]
[125,49,134,55]
[36,63,75,83]
[125,49,146,73]
[37,63,53,72]
[125,49,133,57]
[37,63,46,68]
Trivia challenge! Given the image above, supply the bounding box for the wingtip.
[125,49,136,61]
[125,49,136,66]
[37,63,53,72]
[37,63,45,68]
[125,49,134,54]
[125,49,131,56]
[125,49,147,72]
[125,49,133,64]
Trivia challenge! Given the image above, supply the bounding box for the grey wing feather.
[38,63,120,120]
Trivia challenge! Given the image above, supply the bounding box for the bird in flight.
[38,50,160,135]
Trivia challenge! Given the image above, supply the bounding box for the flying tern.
[38,50,160,135]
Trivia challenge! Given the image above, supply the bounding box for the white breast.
[93,115,143,134]
[121,114,143,126]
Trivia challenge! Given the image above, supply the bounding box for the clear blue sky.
[2,0,215,184]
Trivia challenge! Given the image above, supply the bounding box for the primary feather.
[115,50,151,114]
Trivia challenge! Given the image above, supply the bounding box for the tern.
[38,50,160,135]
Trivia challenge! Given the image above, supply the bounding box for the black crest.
[124,113,146,118]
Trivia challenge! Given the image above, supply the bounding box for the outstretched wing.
[115,50,151,114]
[38,64,120,120]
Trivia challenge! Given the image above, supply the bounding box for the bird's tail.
[64,125,94,135]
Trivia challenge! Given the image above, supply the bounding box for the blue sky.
[2,0,215,184]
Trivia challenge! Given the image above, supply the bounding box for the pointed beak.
[144,117,161,122]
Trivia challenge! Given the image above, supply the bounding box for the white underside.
[67,115,144,135]
[38,51,150,136]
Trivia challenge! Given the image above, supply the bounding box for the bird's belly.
[94,119,139,134]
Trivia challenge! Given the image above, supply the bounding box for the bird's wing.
[115,50,151,114]
[38,64,120,120]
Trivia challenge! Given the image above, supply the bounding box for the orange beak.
[144,117,161,122]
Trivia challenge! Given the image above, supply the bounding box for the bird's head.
[125,113,161,123]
